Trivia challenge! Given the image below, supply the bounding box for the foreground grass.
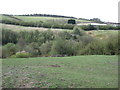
[2,55,118,88]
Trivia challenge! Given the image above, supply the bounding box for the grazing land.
[1,23,71,32]
[0,14,91,23]
[2,55,118,88]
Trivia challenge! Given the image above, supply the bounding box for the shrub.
[28,42,41,56]
[0,46,2,58]
[81,25,96,30]
[79,40,106,55]
[11,51,31,58]
[77,35,94,45]
[2,43,18,58]
[2,29,18,45]
[73,26,84,36]
[105,35,118,55]
[51,38,78,56]
[2,46,8,58]
[78,34,118,55]
[40,41,52,55]
[57,31,71,40]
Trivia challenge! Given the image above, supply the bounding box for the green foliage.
[1,27,119,58]
[79,40,106,55]
[105,35,118,55]
[77,35,94,45]
[80,25,119,30]
[73,26,84,36]
[81,25,96,30]
[2,46,8,58]
[2,29,18,45]
[11,51,31,58]
[79,34,118,55]
[2,43,18,58]
[51,38,78,56]
[57,31,71,40]
[0,46,2,58]
[2,19,75,30]
[40,41,52,55]
[90,18,102,23]
[25,42,41,56]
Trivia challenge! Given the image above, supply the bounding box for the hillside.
[1,14,119,31]
[0,14,91,24]
[1,23,71,32]
[1,23,118,40]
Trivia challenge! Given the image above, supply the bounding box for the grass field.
[2,55,118,88]
[1,23,118,40]
[0,14,91,24]
[87,30,118,39]
[1,23,72,32]
[14,16,90,23]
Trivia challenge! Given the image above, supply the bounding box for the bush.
[28,42,41,56]
[2,29,18,45]
[2,43,18,58]
[11,51,31,58]
[2,46,8,58]
[73,26,84,36]
[79,40,106,55]
[105,35,118,55]
[78,34,118,55]
[57,31,71,40]
[77,35,94,45]
[51,38,78,56]
[40,41,52,55]
[2,19,75,30]
[0,47,2,58]
[81,25,96,30]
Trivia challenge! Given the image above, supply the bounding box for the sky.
[0,0,119,22]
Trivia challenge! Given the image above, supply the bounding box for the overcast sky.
[0,0,119,22]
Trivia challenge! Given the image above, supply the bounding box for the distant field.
[1,23,118,39]
[0,14,91,24]
[2,55,118,88]
[14,16,90,23]
[1,23,72,32]
[87,30,118,39]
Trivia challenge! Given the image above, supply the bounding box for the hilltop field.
[1,14,119,88]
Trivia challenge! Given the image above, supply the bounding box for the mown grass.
[2,55,118,88]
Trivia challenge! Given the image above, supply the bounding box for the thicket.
[1,28,119,58]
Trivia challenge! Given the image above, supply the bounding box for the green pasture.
[2,55,118,88]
